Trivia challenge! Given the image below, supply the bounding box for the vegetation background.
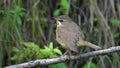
[0,0,120,68]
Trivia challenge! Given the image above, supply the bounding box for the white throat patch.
[57,21,62,27]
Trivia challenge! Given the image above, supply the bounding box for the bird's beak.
[52,17,62,26]
[52,17,57,24]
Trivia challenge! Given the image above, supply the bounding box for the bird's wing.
[71,22,85,40]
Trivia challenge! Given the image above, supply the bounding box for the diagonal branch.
[5,46,120,68]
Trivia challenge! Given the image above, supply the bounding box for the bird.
[54,15,101,53]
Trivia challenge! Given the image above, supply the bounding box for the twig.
[5,46,120,68]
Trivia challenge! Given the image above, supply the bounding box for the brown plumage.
[55,15,101,53]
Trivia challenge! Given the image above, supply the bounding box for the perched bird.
[54,15,101,53]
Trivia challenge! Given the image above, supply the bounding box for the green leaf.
[49,63,67,68]
[40,48,52,58]
[21,42,39,48]
[20,41,40,53]
[22,49,31,57]
[39,42,62,58]
[88,0,94,4]
[0,10,5,14]
[16,16,22,25]
[83,62,96,68]
[60,0,69,10]
[14,24,22,40]
[44,46,50,50]
[11,55,18,60]
[60,0,69,15]
[110,19,120,26]
[19,12,25,17]
[54,48,62,55]
[113,32,120,38]
[94,18,98,22]
[73,0,77,3]
[12,47,20,53]
[94,28,99,32]
[10,10,16,14]
[106,25,111,30]
[49,42,53,49]
[53,9,60,16]
[0,51,3,68]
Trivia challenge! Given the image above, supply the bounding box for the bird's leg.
[68,50,72,56]
[68,50,74,68]
[63,50,69,55]
[64,50,74,68]
[63,49,72,56]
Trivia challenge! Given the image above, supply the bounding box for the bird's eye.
[58,19,64,22]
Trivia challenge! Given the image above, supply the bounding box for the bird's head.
[53,15,72,27]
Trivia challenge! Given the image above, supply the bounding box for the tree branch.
[5,46,120,68]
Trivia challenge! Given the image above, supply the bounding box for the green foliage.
[73,0,78,3]
[94,27,99,33]
[11,42,62,63]
[109,19,120,27]
[88,0,94,4]
[0,6,25,25]
[10,6,25,25]
[0,51,3,68]
[0,5,26,66]
[93,18,98,23]
[0,6,25,40]
[83,62,96,68]
[40,42,62,58]
[54,9,61,17]
[109,19,120,39]
[53,0,69,16]
[113,32,120,38]
[10,6,25,40]
[60,0,69,12]
[49,63,67,68]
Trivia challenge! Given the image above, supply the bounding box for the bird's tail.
[77,40,101,50]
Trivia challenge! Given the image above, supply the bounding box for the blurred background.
[0,0,120,68]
